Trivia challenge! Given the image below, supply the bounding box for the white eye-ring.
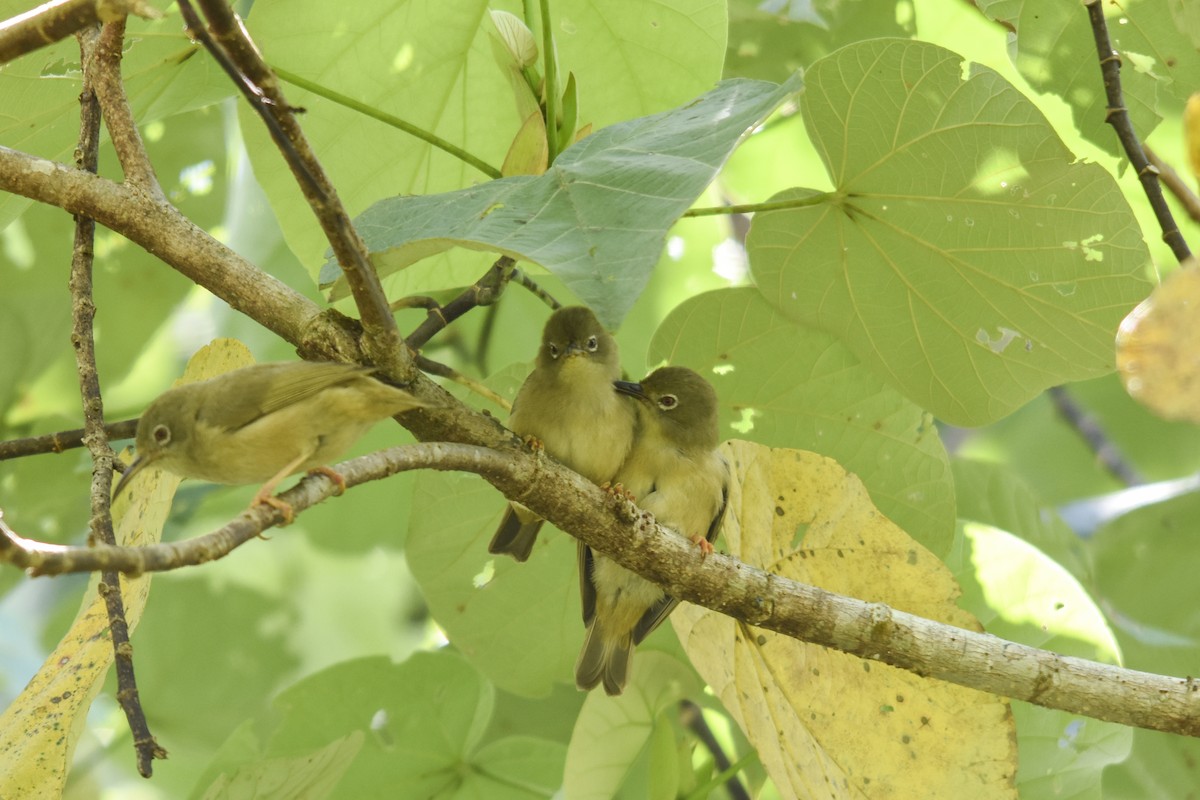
[657,394,678,411]
[586,336,599,352]
[547,343,560,358]
[152,424,172,445]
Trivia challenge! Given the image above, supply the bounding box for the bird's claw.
[690,535,714,558]
[522,435,545,454]
[308,465,347,496]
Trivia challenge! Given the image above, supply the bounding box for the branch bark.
[0,0,160,65]
[2,441,1198,739]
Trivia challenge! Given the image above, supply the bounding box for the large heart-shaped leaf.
[749,39,1150,426]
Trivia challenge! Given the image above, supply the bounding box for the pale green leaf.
[0,1,232,230]
[974,0,1200,156]
[648,288,955,556]
[323,76,804,327]
[750,39,1151,425]
[952,523,1131,800]
[563,652,698,800]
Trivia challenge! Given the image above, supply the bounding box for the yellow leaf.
[0,339,254,798]
[673,440,1017,799]
[1116,260,1200,422]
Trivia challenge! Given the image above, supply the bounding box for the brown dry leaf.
[1116,260,1200,422]
[0,339,254,799]
[672,440,1016,800]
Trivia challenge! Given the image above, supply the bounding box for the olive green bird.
[576,366,729,696]
[489,306,637,562]
[113,361,428,520]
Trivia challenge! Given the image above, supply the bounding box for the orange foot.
[522,435,545,453]
[253,494,295,527]
[308,465,347,495]
[690,535,715,557]
[601,482,637,503]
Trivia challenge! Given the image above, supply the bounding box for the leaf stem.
[538,0,558,165]
[272,66,503,180]
[684,193,833,218]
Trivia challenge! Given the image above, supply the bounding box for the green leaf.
[406,468,581,697]
[265,652,565,798]
[952,523,1131,799]
[0,1,233,230]
[647,288,955,556]
[725,0,914,82]
[1088,492,1200,799]
[323,75,804,327]
[240,0,513,279]
[199,732,363,800]
[563,652,698,800]
[517,0,728,133]
[749,39,1151,425]
[974,0,1200,157]
[952,458,1090,583]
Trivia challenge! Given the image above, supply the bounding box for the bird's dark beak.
[565,342,586,358]
[613,380,646,400]
[112,453,152,500]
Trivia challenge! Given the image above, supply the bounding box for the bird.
[488,305,637,562]
[576,366,729,695]
[112,361,428,520]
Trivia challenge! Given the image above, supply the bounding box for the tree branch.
[1084,0,1191,263]
[2,441,1199,739]
[0,0,160,65]
[183,0,410,378]
[72,24,164,776]
[0,419,138,461]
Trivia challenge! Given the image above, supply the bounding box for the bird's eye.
[658,394,678,410]
[152,424,171,445]
[586,336,599,352]
[547,343,560,358]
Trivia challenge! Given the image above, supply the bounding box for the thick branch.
[1,442,1198,738]
[0,0,159,65]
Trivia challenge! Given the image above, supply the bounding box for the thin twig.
[0,419,138,461]
[415,355,511,411]
[680,699,750,800]
[0,0,160,65]
[1048,386,1143,486]
[538,0,558,166]
[183,0,410,378]
[404,256,518,350]
[1144,144,1200,225]
[74,25,164,777]
[1084,1,1191,263]
[510,266,560,309]
[474,302,501,375]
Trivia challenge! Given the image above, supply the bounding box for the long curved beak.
[112,454,153,500]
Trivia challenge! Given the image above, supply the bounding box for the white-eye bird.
[488,306,637,562]
[576,366,728,695]
[113,361,428,520]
